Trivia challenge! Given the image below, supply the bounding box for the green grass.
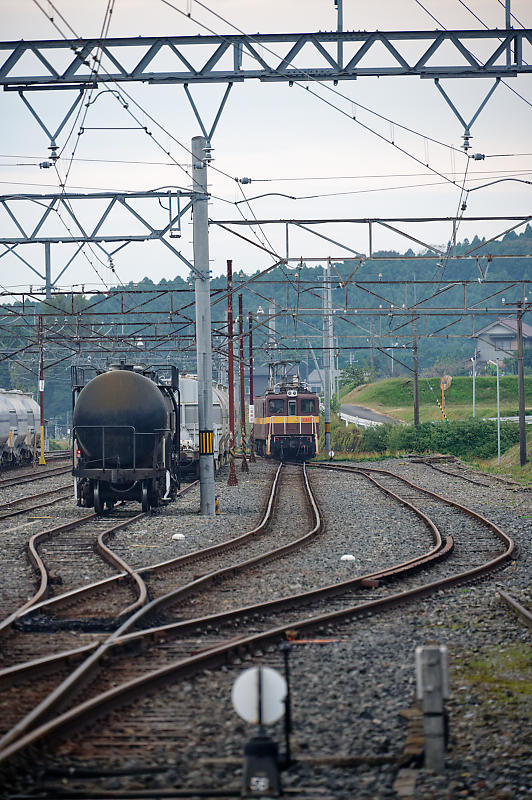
[470,428,532,485]
[342,375,532,423]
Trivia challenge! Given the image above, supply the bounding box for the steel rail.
[0,466,514,766]
[0,466,71,489]
[15,470,281,622]
[0,513,96,634]
[0,467,286,750]
[0,462,451,760]
[419,459,530,491]
[0,481,198,631]
[310,463,515,559]
[0,531,507,768]
[0,464,451,686]
[0,537,454,691]
[0,486,73,521]
[0,483,71,509]
[498,589,532,629]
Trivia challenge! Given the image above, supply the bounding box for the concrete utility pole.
[412,314,420,427]
[323,263,332,455]
[516,301,527,466]
[192,135,215,514]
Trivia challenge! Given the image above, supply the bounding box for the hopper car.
[0,388,40,467]
[178,375,229,477]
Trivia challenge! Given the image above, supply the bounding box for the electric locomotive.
[253,375,319,460]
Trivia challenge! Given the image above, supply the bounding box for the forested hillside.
[1,224,531,426]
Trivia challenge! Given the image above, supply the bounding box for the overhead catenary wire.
[31,0,120,290]
[413,0,532,110]
[159,0,469,190]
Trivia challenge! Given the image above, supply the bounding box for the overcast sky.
[0,0,531,291]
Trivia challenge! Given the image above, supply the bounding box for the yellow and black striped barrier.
[199,430,214,455]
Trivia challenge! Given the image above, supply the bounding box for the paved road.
[340,404,399,425]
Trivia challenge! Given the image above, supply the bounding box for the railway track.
[0,484,73,521]
[0,454,71,488]
[414,457,529,490]
[0,461,515,787]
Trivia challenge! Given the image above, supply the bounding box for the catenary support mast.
[323,262,332,454]
[192,135,215,514]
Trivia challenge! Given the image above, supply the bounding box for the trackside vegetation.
[342,376,532,424]
[321,416,520,461]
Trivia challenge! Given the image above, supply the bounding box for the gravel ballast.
[1,456,530,799]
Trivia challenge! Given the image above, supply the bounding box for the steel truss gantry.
[0,190,196,295]
[1,29,530,89]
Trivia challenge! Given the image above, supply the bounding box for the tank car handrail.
[74,424,136,470]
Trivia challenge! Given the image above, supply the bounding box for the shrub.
[388,419,519,459]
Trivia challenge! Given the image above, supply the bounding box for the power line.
[159,0,468,190]
[413,0,532,110]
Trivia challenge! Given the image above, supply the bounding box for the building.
[473,317,532,363]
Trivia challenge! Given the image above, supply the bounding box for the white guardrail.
[339,411,382,429]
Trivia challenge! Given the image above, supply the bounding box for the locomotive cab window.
[269,398,285,415]
[300,398,315,414]
[288,400,297,416]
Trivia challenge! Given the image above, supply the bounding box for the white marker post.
[232,666,287,797]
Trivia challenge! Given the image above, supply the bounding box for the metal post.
[226,260,238,486]
[268,298,276,352]
[323,263,332,455]
[336,0,343,69]
[328,264,334,402]
[413,314,420,427]
[517,301,527,466]
[192,135,215,514]
[472,352,476,418]
[496,357,501,465]
[506,0,512,66]
[238,293,249,473]
[44,241,51,299]
[248,311,256,462]
[38,315,46,465]
[416,645,448,774]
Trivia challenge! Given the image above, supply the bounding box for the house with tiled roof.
[473,317,532,363]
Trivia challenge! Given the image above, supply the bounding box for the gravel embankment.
[3,457,530,800]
